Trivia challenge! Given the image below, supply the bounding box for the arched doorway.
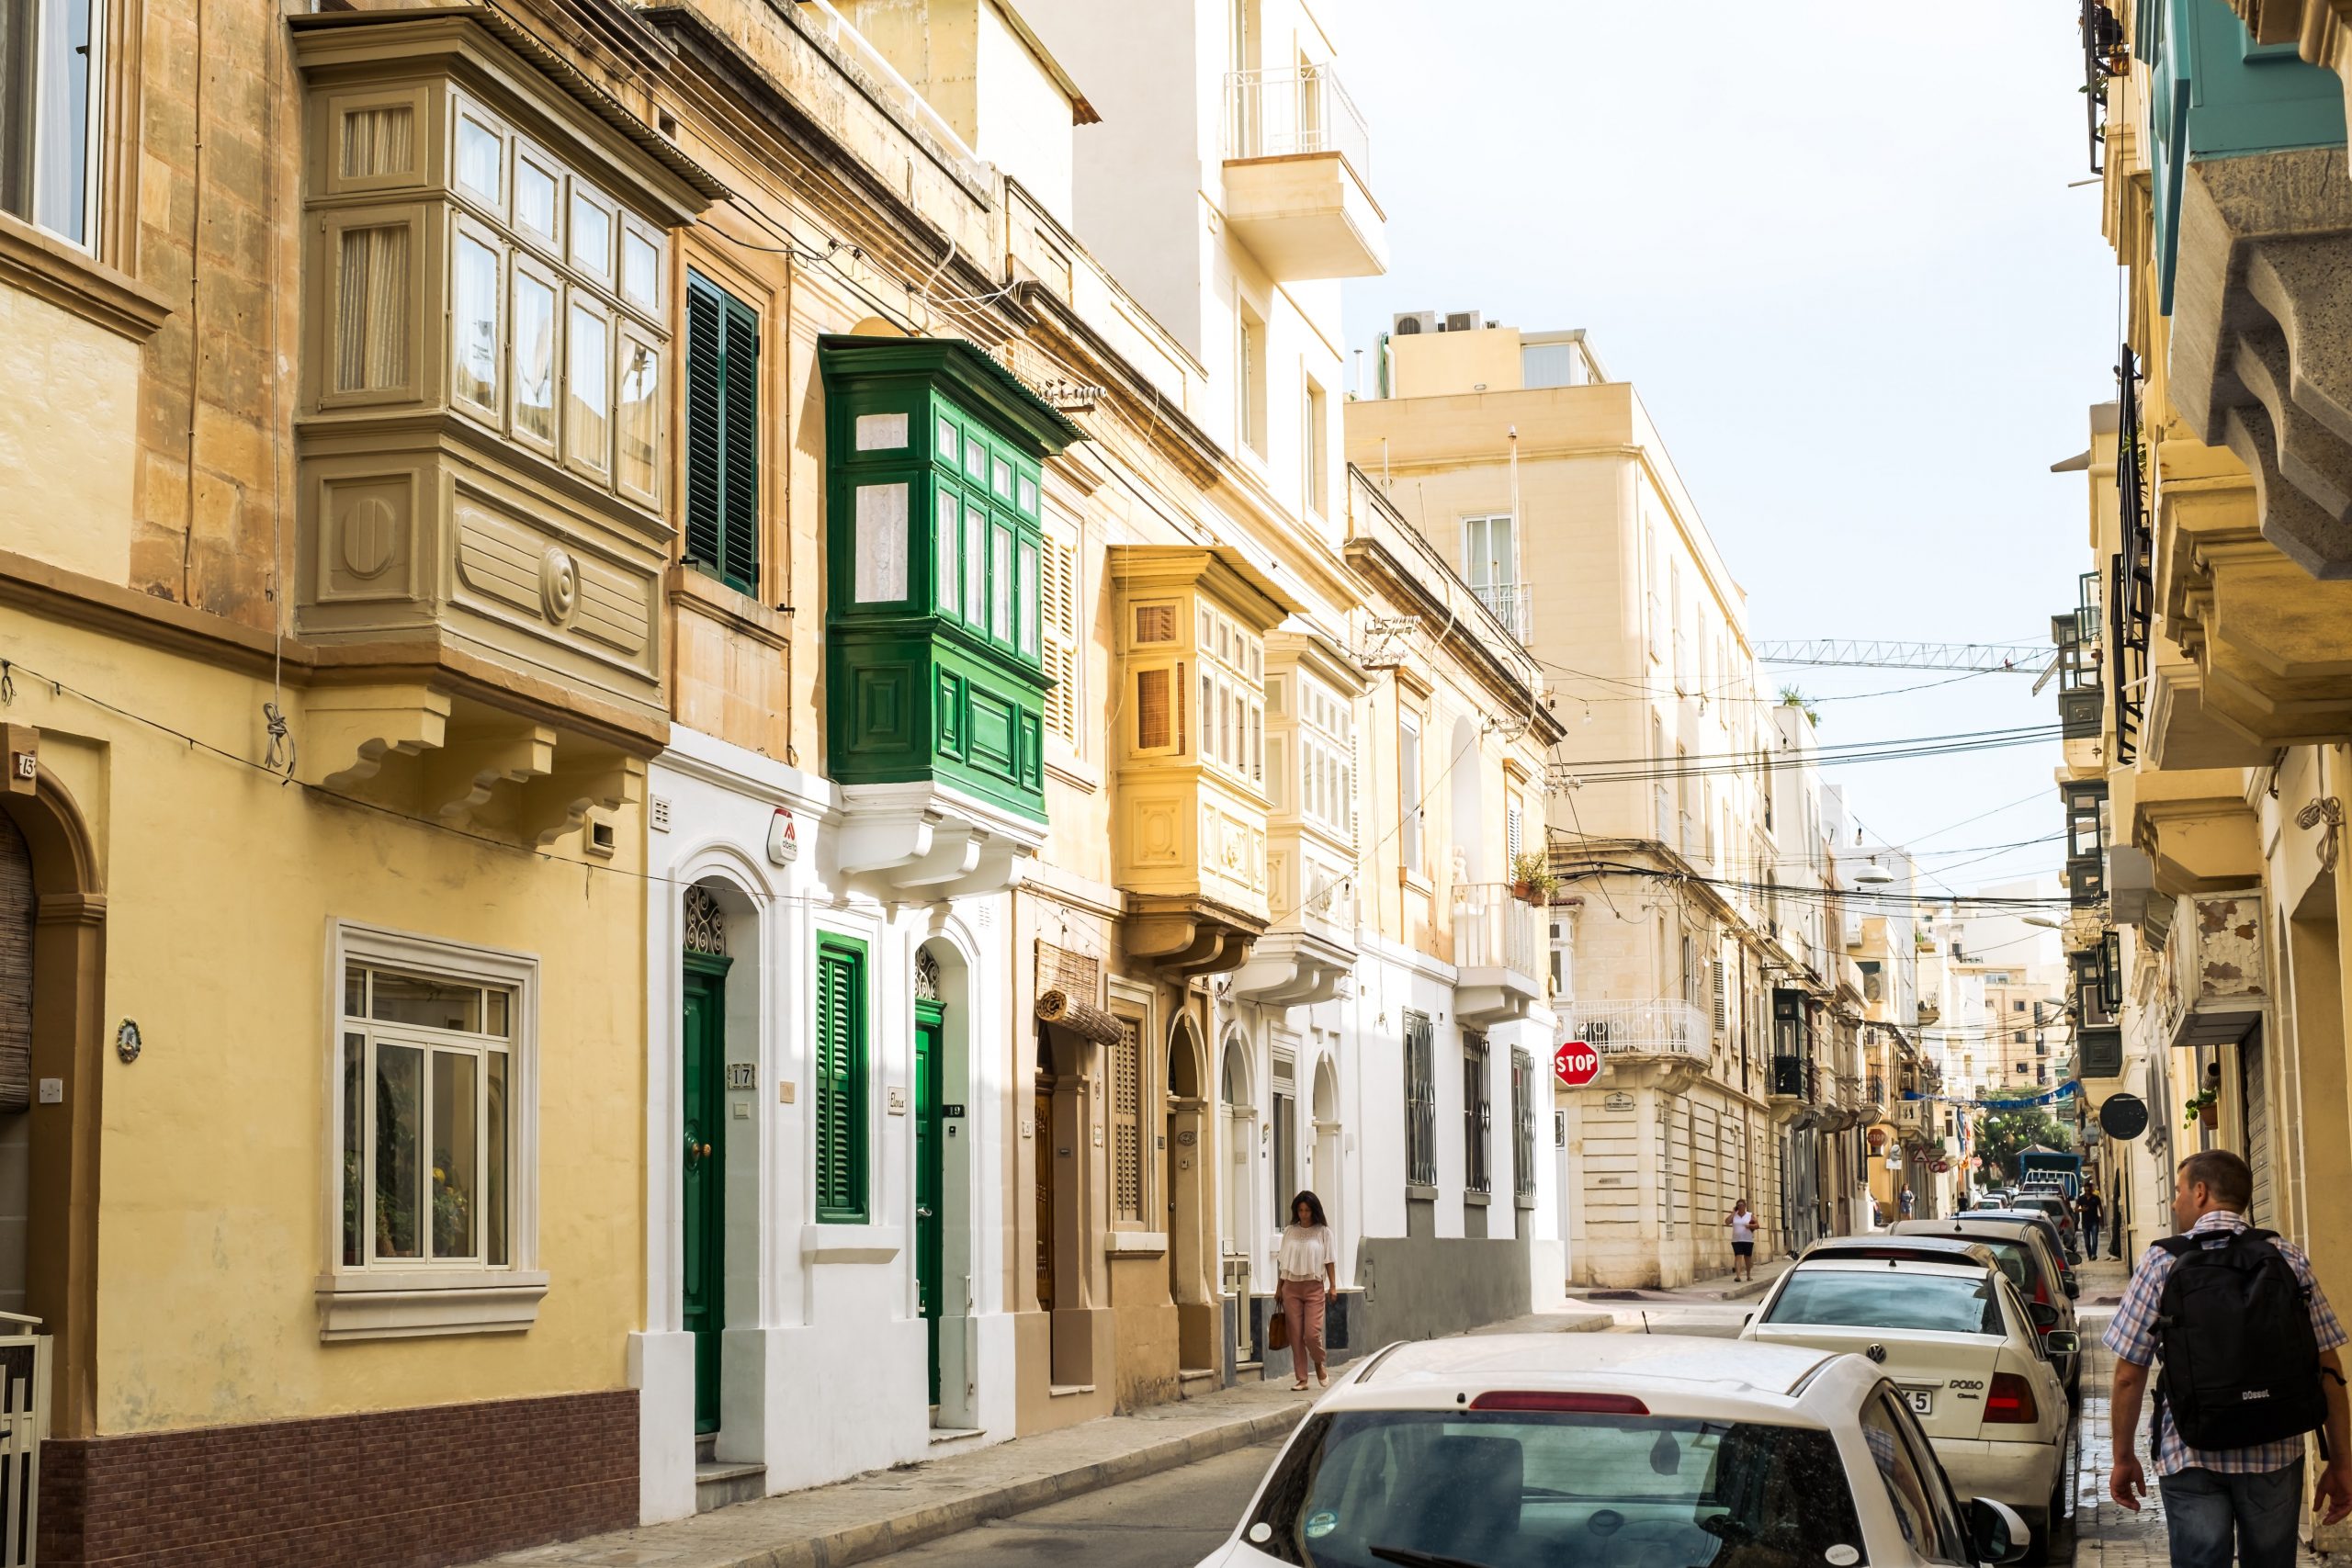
[912,938,978,1427]
[678,884,734,1445]
[0,776,102,1438]
[1219,1030,1254,1365]
[1165,1016,1210,1371]
[1310,1055,1340,1253]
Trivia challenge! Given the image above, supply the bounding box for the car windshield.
[1242,1408,1868,1568]
[1764,1270,2003,1335]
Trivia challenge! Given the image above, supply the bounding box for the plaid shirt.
[2102,1210,2347,1476]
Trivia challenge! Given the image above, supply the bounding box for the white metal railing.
[1565,1000,1712,1059]
[1453,883,1543,978]
[1472,581,1532,644]
[0,1316,48,1566]
[1224,64,1373,180]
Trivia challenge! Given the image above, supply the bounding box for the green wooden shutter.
[684,278,725,572]
[684,274,760,595]
[815,938,867,1222]
[720,298,760,593]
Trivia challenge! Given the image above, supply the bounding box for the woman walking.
[1276,1190,1338,1391]
[1725,1198,1758,1282]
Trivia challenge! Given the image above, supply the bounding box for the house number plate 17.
[727,1064,757,1090]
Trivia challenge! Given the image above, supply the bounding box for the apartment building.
[1345,321,1824,1287]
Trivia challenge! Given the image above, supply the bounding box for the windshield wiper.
[1370,1547,1500,1568]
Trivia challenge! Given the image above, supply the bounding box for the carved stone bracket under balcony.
[1229,928,1354,1007]
[833,781,1046,900]
[2170,147,2352,577]
[1128,894,1267,978]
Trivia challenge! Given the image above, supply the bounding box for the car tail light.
[1470,1391,1649,1415]
[2032,1276,2051,1308]
[1985,1373,2039,1424]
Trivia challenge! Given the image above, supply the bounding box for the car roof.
[1345,1332,1836,1404]
[1894,1217,2050,1248]
[1803,1235,2001,1268]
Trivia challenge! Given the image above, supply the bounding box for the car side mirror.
[2064,1277,2081,1300]
[2044,1330,2081,1357]
[1971,1496,2030,1565]
[2027,1302,2060,1330]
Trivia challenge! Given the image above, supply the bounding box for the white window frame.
[4,0,107,250]
[318,921,546,1341]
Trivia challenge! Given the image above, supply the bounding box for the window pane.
[334,225,411,392]
[992,455,1012,500]
[432,1050,478,1259]
[371,971,483,1032]
[485,1049,509,1266]
[568,305,609,468]
[617,338,658,496]
[964,433,987,480]
[28,0,96,242]
[483,987,510,1039]
[854,483,910,602]
[453,233,500,411]
[1136,668,1170,750]
[512,271,556,443]
[622,228,658,310]
[344,964,366,1019]
[936,416,958,467]
[1017,540,1039,658]
[516,156,557,243]
[963,496,986,626]
[456,114,501,207]
[571,188,611,276]
[342,1032,365,1267]
[375,1043,424,1260]
[990,525,1012,637]
[936,492,961,616]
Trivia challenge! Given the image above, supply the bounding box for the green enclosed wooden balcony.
[819,335,1082,892]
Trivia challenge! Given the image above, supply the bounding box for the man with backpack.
[2106,1150,2352,1567]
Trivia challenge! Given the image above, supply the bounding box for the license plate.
[1902,1389,1934,1416]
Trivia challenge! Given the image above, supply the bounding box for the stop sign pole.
[1555,1038,1600,1089]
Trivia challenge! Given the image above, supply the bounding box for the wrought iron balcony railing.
[1224,64,1372,181]
[2080,0,2126,175]
[2113,346,2152,765]
[1567,1000,1711,1059]
[1472,581,1532,644]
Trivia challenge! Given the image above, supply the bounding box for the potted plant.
[1509,851,1559,905]
[2183,1088,2220,1129]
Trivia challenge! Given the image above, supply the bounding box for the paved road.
[866,1438,1282,1566]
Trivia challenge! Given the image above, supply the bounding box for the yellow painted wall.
[11,615,643,1435]
[1,289,139,587]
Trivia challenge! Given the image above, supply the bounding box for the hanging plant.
[2182,1088,2219,1129]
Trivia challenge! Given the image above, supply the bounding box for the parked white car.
[1739,1240,2075,1562]
[1189,1332,2029,1568]
[1893,1216,2083,1399]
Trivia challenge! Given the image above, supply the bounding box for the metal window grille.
[1464,1033,1491,1196]
[2113,346,2151,764]
[1404,1010,1437,1189]
[1511,1050,1536,1201]
[683,885,727,955]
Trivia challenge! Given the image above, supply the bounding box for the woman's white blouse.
[1277,1224,1335,1280]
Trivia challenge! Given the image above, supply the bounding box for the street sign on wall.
[1555,1039,1600,1089]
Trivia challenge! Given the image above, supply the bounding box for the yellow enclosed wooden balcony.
[1108,547,1299,976]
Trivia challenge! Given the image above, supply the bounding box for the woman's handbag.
[1267,1306,1290,1352]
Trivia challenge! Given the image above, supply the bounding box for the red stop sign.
[1555,1039,1600,1089]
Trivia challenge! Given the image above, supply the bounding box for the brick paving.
[2069,1257,2327,1568]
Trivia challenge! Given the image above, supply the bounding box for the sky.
[1338,2,2120,891]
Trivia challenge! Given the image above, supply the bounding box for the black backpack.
[2152,1229,2328,1450]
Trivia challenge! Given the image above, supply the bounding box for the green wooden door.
[915,1007,944,1405]
[683,958,730,1435]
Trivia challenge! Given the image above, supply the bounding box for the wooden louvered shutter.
[1042,536,1080,748]
[815,938,867,1221]
[1112,1017,1142,1221]
[683,278,725,574]
[719,296,760,593]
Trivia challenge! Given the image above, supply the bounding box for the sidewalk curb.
[705,1402,1307,1568]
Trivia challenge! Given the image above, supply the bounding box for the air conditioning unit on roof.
[1391,310,1438,336]
[1443,310,1484,333]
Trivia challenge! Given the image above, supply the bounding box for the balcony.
[1472,581,1533,645]
[1220,65,1387,280]
[286,12,728,841]
[820,336,1083,894]
[1234,635,1369,1005]
[2145,0,2352,576]
[2155,888,2268,1052]
[1567,1000,1709,1060]
[1111,547,1298,975]
[1769,1055,1816,1101]
[1452,884,1544,1027]
[1341,473,1550,714]
[2052,574,2103,740]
